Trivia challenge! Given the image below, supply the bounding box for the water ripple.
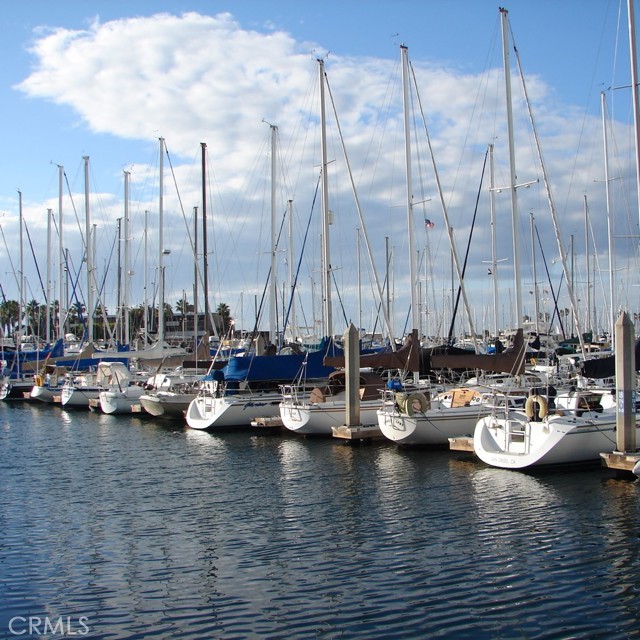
[1,403,639,638]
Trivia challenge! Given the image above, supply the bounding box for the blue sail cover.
[0,338,66,377]
[52,354,130,370]
[0,339,131,377]
[222,337,341,383]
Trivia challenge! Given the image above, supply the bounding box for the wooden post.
[333,323,383,440]
[615,311,636,453]
[344,323,360,427]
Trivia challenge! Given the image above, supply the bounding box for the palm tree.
[215,303,232,336]
[0,299,20,337]
[175,298,192,316]
[24,299,40,338]
[67,302,85,340]
[175,298,194,336]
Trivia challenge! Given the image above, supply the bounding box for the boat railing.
[197,379,223,398]
[379,388,400,412]
[280,383,310,405]
[280,384,297,402]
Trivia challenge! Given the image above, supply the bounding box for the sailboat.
[137,343,211,419]
[186,128,296,430]
[474,5,640,469]
[278,329,418,436]
[97,361,148,414]
[185,337,337,429]
[60,369,103,408]
[187,73,351,431]
[138,373,201,418]
[0,338,65,400]
[374,43,532,446]
[29,364,68,403]
[0,192,67,400]
[473,388,637,468]
[279,370,384,435]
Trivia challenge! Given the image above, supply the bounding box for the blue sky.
[0,1,637,340]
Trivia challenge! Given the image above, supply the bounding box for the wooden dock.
[332,424,384,440]
[600,451,640,474]
[251,416,284,428]
[449,436,475,452]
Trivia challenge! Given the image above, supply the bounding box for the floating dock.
[600,451,640,473]
[251,416,284,428]
[332,424,384,440]
[449,436,475,452]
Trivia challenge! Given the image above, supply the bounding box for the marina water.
[1,400,639,639]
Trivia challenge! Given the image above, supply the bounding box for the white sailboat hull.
[473,411,638,468]
[98,386,145,414]
[61,385,102,408]
[185,392,282,430]
[139,391,196,418]
[280,399,381,435]
[30,384,63,403]
[377,403,485,446]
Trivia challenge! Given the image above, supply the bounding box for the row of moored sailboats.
[3,325,639,474]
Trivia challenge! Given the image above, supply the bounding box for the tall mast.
[401,44,419,336]
[201,142,211,337]
[287,199,295,342]
[123,170,131,346]
[83,156,93,343]
[269,124,277,345]
[46,207,52,344]
[584,195,591,335]
[489,143,499,337]
[628,0,640,232]
[500,7,522,329]
[144,210,149,343]
[318,58,332,339]
[407,43,478,348]
[601,92,616,344]
[510,8,583,351]
[116,218,122,344]
[18,191,24,359]
[57,165,64,341]
[158,138,165,343]
[193,206,198,349]
[530,211,539,335]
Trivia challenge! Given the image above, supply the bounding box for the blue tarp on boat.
[0,338,66,377]
[222,337,340,383]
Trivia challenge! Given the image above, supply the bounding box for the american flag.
[424,218,435,229]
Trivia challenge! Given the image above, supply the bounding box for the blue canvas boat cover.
[222,337,340,383]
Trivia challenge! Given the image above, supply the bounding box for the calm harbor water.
[0,400,639,639]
